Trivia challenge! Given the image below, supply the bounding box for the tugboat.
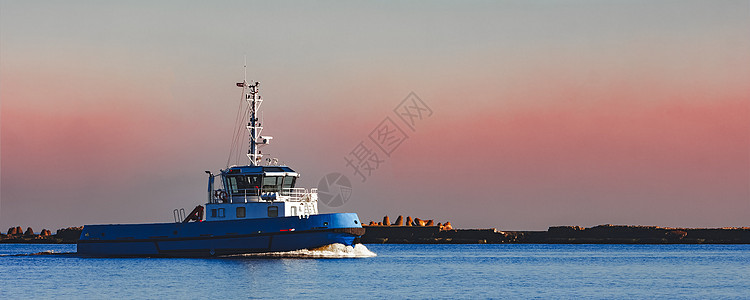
[77,71,365,257]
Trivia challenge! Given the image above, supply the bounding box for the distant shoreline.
[1,227,81,244]
[2,224,749,244]
[359,224,750,244]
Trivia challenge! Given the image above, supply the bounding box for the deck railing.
[281,188,318,202]
[211,187,318,203]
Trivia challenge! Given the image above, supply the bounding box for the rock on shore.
[1,226,83,244]
[365,215,453,230]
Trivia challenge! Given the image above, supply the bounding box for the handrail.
[173,208,186,223]
[281,188,318,202]
[209,187,318,203]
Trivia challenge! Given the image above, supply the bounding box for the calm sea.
[1,243,748,299]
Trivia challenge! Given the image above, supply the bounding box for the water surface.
[1,244,748,299]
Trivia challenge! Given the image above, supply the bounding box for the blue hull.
[77,213,364,257]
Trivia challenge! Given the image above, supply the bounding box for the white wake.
[228,243,376,258]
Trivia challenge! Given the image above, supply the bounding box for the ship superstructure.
[205,78,319,222]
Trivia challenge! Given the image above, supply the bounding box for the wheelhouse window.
[236,207,246,218]
[282,176,296,190]
[267,206,279,217]
[227,175,261,195]
[262,176,283,193]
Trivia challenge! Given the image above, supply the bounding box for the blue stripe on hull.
[77,213,362,257]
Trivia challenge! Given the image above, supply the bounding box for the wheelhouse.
[218,166,299,203]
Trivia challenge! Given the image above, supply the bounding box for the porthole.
[323,222,328,226]
[354,220,358,224]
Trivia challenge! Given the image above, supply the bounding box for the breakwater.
[361,216,750,244]
[360,224,750,244]
[1,226,82,244]
[3,223,749,244]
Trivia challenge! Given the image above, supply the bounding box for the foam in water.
[227,243,377,258]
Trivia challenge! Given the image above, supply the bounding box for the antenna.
[236,63,272,166]
[243,55,247,83]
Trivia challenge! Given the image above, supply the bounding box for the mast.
[237,66,271,166]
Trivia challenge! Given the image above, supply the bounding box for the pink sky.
[1,1,748,230]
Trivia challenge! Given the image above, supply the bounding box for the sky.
[1,1,748,231]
